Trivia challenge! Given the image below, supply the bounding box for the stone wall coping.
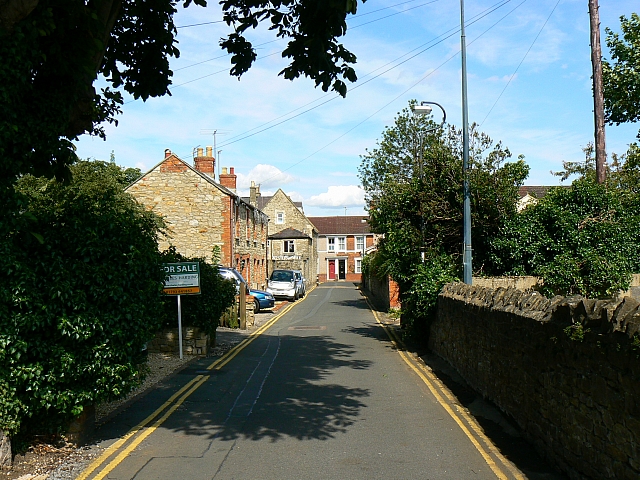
[440,282,640,339]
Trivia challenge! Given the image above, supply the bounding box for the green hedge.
[159,247,236,337]
[0,162,165,438]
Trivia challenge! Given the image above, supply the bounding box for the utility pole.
[589,0,606,184]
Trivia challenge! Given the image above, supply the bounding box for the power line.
[216,0,514,149]
[480,0,560,127]
[172,1,438,73]
[253,2,529,185]
[174,0,428,29]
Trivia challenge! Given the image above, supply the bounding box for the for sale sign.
[162,262,200,295]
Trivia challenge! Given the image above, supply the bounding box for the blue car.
[249,288,275,313]
[219,267,274,313]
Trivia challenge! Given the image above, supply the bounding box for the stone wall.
[362,273,401,311]
[0,430,10,468]
[147,327,211,355]
[430,283,640,480]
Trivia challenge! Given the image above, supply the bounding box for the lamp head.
[411,104,433,116]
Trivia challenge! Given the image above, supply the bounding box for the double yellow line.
[77,299,299,480]
[367,303,525,480]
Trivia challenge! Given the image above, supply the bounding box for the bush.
[159,247,236,338]
[402,254,458,345]
[0,161,165,438]
[489,177,640,298]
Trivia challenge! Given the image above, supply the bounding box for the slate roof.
[308,216,371,235]
[241,195,304,211]
[268,227,310,239]
[518,186,553,199]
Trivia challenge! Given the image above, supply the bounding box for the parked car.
[266,269,298,301]
[219,267,274,312]
[292,270,306,297]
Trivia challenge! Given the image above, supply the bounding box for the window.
[276,211,284,224]
[328,237,335,251]
[356,236,364,251]
[355,258,362,274]
[284,240,295,253]
[337,237,346,251]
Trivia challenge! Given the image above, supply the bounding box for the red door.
[328,260,336,280]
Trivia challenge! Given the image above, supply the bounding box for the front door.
[338,259,346,280]
[328,260,336,280]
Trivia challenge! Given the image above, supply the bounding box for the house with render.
[243,185,319,284]
[126,147,269,290]
[308,216,375,282]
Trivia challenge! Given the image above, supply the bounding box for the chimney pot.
[206,146,213,157]
[197,147,204,157]
[164,149,172,158]
[220,166,237,192]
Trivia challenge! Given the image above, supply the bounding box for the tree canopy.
[0,0,365,185]
[359,102,529,288]
[603,12,640,137]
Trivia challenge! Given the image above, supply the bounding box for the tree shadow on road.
[94,333,373,449]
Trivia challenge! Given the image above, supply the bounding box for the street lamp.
[411,101,447,262]
[460,0,472,285]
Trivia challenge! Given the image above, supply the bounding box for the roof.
[268,227,311,239]
[518,186,553,199]
[308,216,371,235]
[241,195,304,211]
[128,153,268,222]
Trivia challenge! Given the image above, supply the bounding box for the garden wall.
[429,283,640,480]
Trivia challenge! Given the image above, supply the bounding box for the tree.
[0,161,166,438]
[602,12,640,138]
[359,102,528,343]
[359,102,529,289]
[0,0,366,185]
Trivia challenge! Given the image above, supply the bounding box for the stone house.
[126,148,269,289]
[308,216,376,282]
[244,185,318,283]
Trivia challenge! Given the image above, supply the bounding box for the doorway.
[328,260,336,280]
[338,259,346,280]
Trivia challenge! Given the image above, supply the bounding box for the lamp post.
[460,0,472,285]
[411,101,447,262]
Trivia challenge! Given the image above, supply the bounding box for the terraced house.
[126,148,269,290]
[309,216,376,282]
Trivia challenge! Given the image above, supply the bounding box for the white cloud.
[307,185,365,208]
[236,164,296,190]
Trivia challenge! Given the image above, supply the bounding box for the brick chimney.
[194,145,215,178]
[220,167,237,192]
[165,149,172,158]
[249,180,258,206]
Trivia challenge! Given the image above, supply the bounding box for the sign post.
[162,262,200,359]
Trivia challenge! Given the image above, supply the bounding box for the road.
[79,283,532,480]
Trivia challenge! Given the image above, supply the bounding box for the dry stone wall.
[430,283,640,480]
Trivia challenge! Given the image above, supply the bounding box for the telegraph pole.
[588,0,606,184]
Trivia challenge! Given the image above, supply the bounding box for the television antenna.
[200,129,230,178]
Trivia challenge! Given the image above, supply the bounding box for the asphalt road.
[81,283,531,480]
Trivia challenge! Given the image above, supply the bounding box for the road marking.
[366,302,525,480]
[77,288,314,479]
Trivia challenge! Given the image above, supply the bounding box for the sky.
[74,0,640,216]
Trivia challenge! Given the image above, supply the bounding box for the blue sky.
[74,0,639,216]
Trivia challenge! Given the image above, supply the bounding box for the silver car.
[292,270,306,297]
[266,269,298,301]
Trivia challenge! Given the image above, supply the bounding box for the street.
[80,283,533,480]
